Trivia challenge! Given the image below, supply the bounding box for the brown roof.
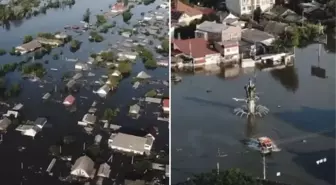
[176,1,202,16]
[173,38,218,58]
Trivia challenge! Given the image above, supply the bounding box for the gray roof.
[98,85,111,92]
[196,21,228,33]
[109,133,148,153]
[242,29,274,43]
[264,21,289,35]
[129,104,140,114]
[224,18,238,24]
[145,134,154,146]
[66,79,76,88]
[0,117,12,130]
[136,71,151,79]
[97,163,111,178]
[18,40,42,51]
[83,114,96,124]
[34,117,47,127]
[71,155,94,175]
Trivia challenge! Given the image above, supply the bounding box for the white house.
[75,63,89,71]
[155,14,165,20]
[144,15,153,21]
[21,117,47,138]
[96,85,111,97]
[108,133,155,155]
[55,32,68,39]
[117,52,137,60]
[225,0,275,15]
[71,156,94,178]
[159,2,169,9]
[111,70,122,77]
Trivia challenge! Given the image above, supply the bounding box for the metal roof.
[109,133,148,153]
[71,155,94,174]
[197,21,228,33]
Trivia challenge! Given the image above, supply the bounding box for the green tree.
[0,49,6,56]
[179,169,259,185]
[161,38,169,53]
[101,51,115,61]
[145,89,157,97]
[144,58,157,68]
[96,15,107,27]
[122,10,133,22]
[23,35,33,43]
[118,61,132,74]
[103,108,119,121]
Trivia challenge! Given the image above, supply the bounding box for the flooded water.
[0,0,169,184]
[172,44,335,185]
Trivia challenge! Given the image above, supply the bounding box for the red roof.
[194,6,216,15]
[163,99,169,108]
[63,95,75,105]
[176,1,202,16]
[173,38,218,58]
[112,2,125,11]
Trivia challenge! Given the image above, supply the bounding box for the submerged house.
[117,51,137,60]
[111,2,126,13]
[111,70,122,77]
[78,114,97,126]
[162,99,169,114]
[97,163,111,178]
[108,133,155,155]
[17,117,47,138]
[63,95,76,106]
[136,71,151,79]
[71,155,95,178]
[0,117,12,132]
[129,104,140,115]
[15,40,42,55]
[96,85,111,97]
[75,62,89,71]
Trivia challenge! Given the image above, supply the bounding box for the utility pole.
[262,154,266,180]
[217,162,219,175]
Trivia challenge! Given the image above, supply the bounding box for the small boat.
[257,137,281,154]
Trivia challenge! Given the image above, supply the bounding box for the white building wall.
[224,46,239,56]
[204,54,220,65]
[178,14,202,25]
[226,0,274,15]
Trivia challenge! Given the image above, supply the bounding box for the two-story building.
[214,40,240,62]
[195,21,241,42]
[226,0,275,15]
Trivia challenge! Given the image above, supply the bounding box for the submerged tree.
[83,8,91,23]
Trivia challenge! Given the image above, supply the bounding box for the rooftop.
[175,0,202,16]
[196,21,228,33]
[17,40,42,51]
[173,38,218,58]
[71,155,94,175]
[241,29,275,43]
[109,133,150,153]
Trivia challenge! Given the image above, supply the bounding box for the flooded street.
[0,0,169,184]
[171,44,335,185]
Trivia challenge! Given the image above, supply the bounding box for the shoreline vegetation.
[0,0,76,24]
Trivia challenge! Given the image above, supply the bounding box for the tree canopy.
[178,169,260,185]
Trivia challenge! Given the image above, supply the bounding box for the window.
[248,6,252,10]
[226,48,230,52]
[242,6,246,11]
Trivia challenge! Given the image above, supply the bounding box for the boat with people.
[246,136,281,154]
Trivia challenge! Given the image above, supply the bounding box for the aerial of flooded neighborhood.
[0,0,169,184]
[171,0,335,185]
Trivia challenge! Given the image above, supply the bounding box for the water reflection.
[245,115,258,138]
[270,66,299,93]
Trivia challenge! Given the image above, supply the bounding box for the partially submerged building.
[108,133,155,155]
[136,71,151,79]
[129,104,140,115]
[0,117,12,132]
[63,95,76,106]
[195,21,241,42]
[97,163,111,178]
[15,40,42,55]
[16,117,47,138]
[71,155,95,178]
[162,99,169,114]
[96,85,111,97]
[75,63,89,71]
[78,114,97,126]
